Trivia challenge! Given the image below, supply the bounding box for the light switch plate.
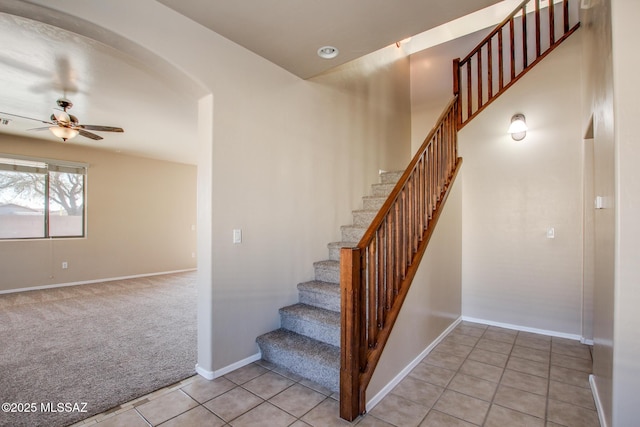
[595,196,605,209]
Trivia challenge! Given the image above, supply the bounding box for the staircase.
[256,171,403,391]
[257,0,581,420]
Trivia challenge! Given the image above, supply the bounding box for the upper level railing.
[340,98,461,420]
[454,0,580,128]
[340,0,580,420]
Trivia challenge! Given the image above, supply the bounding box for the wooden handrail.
[340,97,461,420]
[454,0,580,128]
[339,0,580,420]
[460,0,529,65]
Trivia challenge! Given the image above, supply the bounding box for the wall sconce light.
[508,114,528,141]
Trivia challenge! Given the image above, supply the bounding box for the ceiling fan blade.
[79,124,124,133]
[0,111,54,125]
[77,129,103,141]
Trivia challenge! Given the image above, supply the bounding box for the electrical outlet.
[62,262,68,269]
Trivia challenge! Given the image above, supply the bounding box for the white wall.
[610,0,640,424]
[580,1,615,424]
[582,137,595,342]
[15,0,413,374]
[457,33,584,336]
[205,34,411,371]
[410,30,489,154]
[367,174,462,403]
[579,1,640,424]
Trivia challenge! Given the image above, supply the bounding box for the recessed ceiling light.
[317,46,339,59]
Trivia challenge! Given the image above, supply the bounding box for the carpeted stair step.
[256,328,339,392]
[254,170,406,398]
[313,260,340,284]
[362,195,389,211]
[341,225,367,242]
[352,209,379,227]
[327,241,357,261]
[380,171,404,184]
[297,281,340,312]
[371,182,397,196]
[279,303,340,347]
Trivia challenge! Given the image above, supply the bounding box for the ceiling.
[0,11,199,164]
[157,0,500,79]
[0,0,502,165]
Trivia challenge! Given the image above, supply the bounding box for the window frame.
[0,154,88,240]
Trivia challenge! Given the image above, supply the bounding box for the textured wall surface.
[457,33,584,336]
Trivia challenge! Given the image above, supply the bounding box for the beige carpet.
[0,271,197,427]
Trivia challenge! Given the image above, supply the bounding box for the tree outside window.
[0,156,86,239]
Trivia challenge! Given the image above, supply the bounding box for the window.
[0,155,87,239]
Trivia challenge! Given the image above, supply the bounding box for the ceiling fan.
[0,97,124,142]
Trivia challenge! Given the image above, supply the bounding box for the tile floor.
[71,322,599,426]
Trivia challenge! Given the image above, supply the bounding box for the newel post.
[340,247,362,421]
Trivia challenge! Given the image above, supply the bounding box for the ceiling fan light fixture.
[50,126,79,142]
[3,97,122,142]
[53,110,71,124]
[317,46,339,59]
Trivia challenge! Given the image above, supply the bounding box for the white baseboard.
[461,316,584,342]
[581,337,594,346]
[195,364,216,380]
[590,374,608,427]
[365,317,462,412]
[0,268,197,295]
[195,352,262,381]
